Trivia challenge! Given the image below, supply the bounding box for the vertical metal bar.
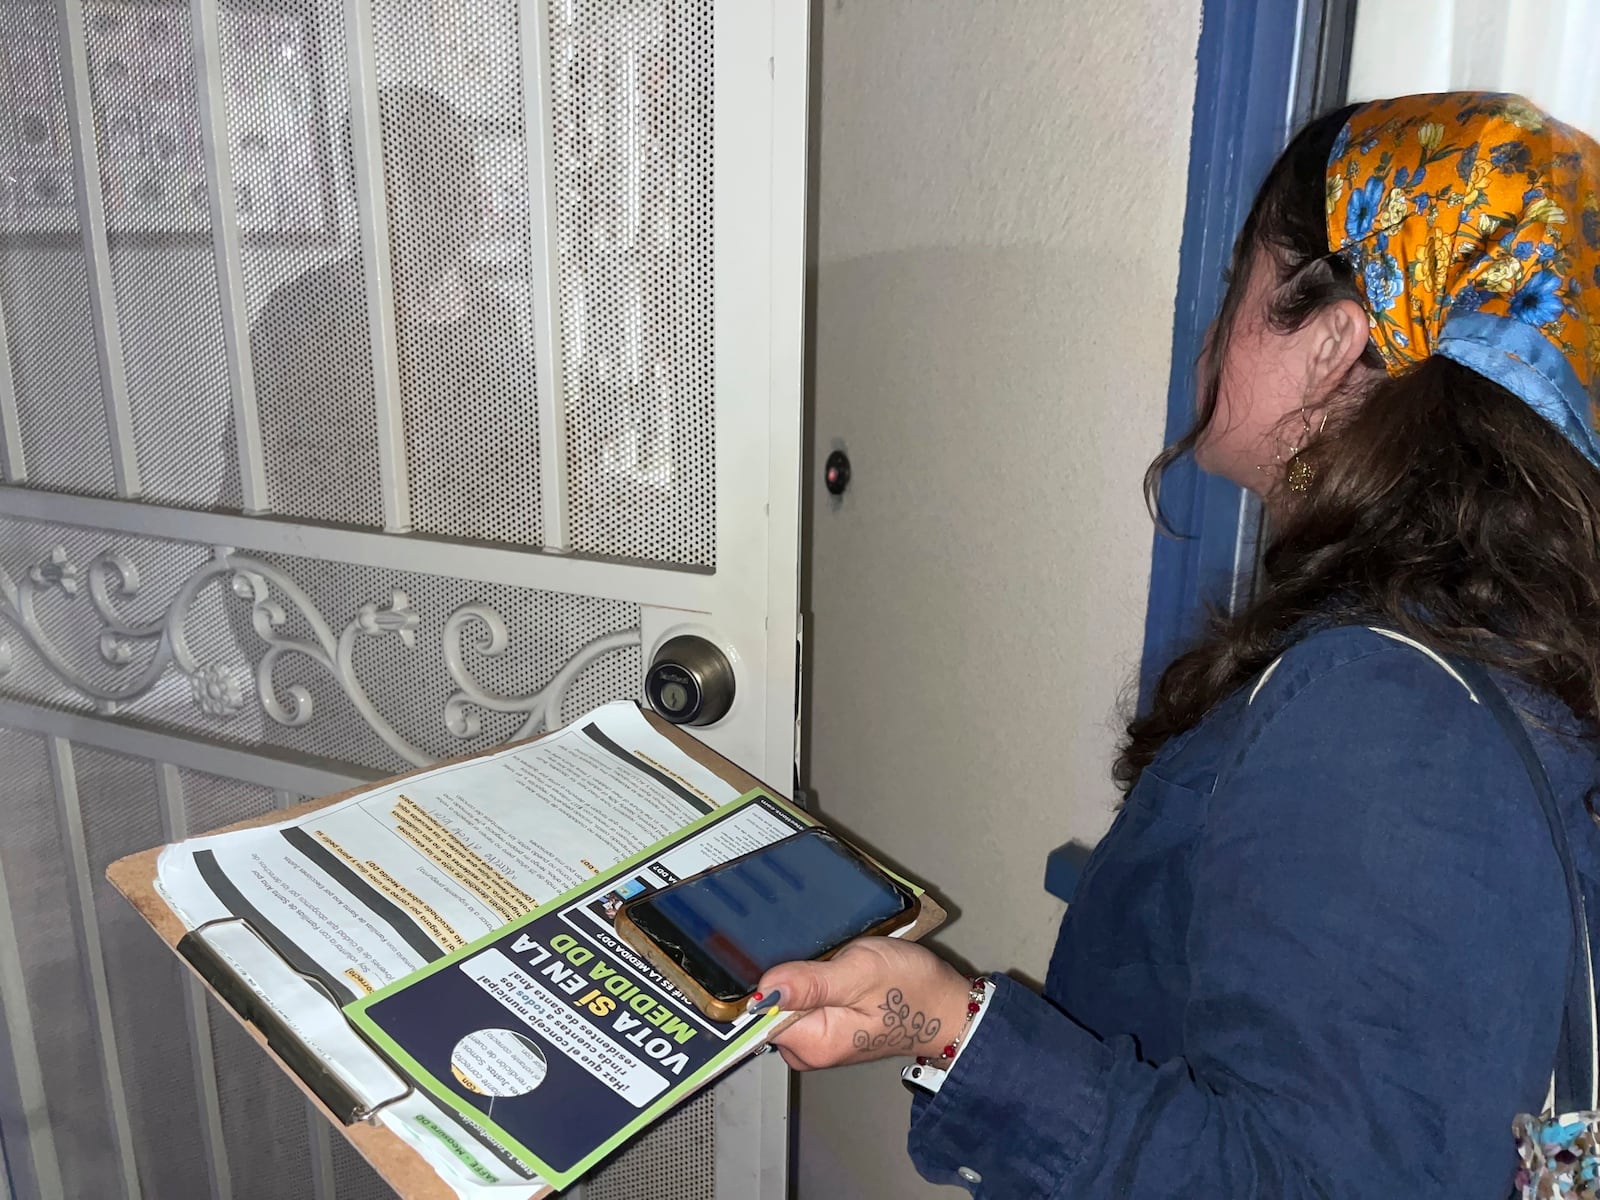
[344,4,410,534]
[521,0,572,551]
[1309,0,1358,119]
[0,810,62,1198]
[48,737,142,1199]
[1283,0,1312,136]
[190,0,267,514]
[56,0,142,499]
[0,290,26,483]
[156,765,232,1200]
[306,1107,337,1200]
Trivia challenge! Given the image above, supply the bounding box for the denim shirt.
[907,626,1600,1197]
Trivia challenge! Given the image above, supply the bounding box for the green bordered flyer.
[346,789,817,1190]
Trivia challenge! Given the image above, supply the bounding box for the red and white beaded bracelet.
[915,975,991,1071]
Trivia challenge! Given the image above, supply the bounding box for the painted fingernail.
[747,988,782,1014]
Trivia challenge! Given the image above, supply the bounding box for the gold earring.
[1282,409,1327,495]
[1285,452,1315,494]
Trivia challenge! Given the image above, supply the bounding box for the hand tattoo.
[852,988,943,1052]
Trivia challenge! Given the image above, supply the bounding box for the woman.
[760,93,1600,1196]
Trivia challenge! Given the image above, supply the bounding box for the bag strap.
[1448,656,1598,1113]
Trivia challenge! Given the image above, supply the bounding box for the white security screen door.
[0,1,806,1198]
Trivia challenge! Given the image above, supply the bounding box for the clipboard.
[106,710,948,1200]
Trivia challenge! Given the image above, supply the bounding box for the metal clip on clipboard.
[177,917,413,1124]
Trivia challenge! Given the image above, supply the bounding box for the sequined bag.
[1449,659,1600,1199]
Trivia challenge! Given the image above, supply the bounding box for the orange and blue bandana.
[1326,92,1600,463]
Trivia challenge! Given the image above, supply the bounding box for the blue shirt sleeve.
[907,643,1572,1198]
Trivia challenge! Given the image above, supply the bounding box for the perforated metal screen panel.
[373,0,544,546]
[550,0,717,566]
[179,765,297,837]
[0,730,119,1200]
[0,241,115,493]
[72,746,211,1198]
[586,1089,718,1200]
[223,0,387,528]
[330,1128,402,1200]
[0,0,723,564]
[208,996,320,1199]
[84,3,235,509]
[0,4,117,496]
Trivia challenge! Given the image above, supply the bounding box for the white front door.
[0,1,806,1197]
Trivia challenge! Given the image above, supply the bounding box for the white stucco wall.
[799,2,1204,1195]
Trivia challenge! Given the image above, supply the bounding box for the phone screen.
[621,829,915,1003]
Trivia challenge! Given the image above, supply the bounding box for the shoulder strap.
[1448,656,1598,1113]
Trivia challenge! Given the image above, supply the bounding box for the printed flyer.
[345,789,812,1189]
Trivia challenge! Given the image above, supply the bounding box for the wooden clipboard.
[106,710,947,1200]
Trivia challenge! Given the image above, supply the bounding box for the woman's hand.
[757,938,973,1071]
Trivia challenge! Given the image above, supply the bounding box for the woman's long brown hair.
[1115,106,1600,790]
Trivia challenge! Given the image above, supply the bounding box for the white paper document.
[156,701,743,1197]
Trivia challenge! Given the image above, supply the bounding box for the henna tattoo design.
[851,987,944,1052]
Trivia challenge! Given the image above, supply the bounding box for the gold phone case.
[614,832,922,1024]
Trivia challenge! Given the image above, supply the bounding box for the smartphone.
[615,827,920,1022]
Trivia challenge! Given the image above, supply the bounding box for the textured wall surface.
[799,1,1204,1196]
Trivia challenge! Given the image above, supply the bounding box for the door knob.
[646,635,735,726]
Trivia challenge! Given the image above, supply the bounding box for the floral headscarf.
[1326,93,1600,464]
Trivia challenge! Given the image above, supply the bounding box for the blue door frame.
[1140,0,1356,696]
[1044,0,1355,902]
